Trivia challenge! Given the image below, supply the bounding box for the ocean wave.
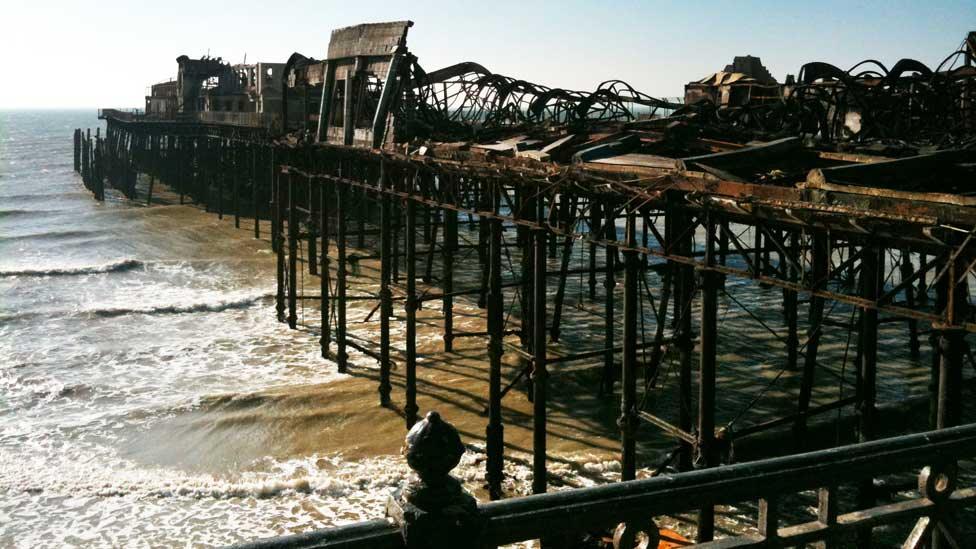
[0,258,144,277]
[0,208,59,219]
[0,229,97,243]
[86,294,273,318]
[0,294,273,323]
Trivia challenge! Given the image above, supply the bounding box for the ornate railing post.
[387,411,479,549]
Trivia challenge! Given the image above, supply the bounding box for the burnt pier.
[75,22,976,546]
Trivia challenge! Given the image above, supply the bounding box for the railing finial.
[387,411,478,548]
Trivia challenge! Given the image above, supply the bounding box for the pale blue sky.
[1,0,973,108]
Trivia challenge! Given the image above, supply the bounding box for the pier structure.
[76,22,976,545]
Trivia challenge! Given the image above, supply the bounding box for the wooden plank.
[805,149,976,205]
[678,136,801,171]
[588,153,679,169]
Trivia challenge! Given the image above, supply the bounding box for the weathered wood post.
[386,411,477,549]
[84,128,91,187]
[73,129,81,172]
[486,215,505,501]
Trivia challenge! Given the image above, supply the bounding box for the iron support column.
[602,201,617,394]
[379,162,393,407]
[620,212,639,481]
[487,217,505,500]
[405,180,419,428]
[443,179,458,352]
[287,173,298,329]
[697,213,719,543]
[336,179,348,374]
[532,227,548,495]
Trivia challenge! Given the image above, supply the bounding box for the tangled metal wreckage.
[77,22,976,547]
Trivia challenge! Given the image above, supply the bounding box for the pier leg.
[532,227,548,495]
[379,162,393,407]
[336,179,349,374]
[785,230,799,371]
[275,171,286,323]
[856,241,881,548]
[918,253,929,303]
[178,137,186,205]
[519,188,535,397]
[320,175,331,358]
[621,211,639,482]
[443,181,458,352]
[287,174,298,329]
[588,200,600,300]
[478,187,489,309]
[938,251,968,429]
[550,195,576,342]
[424,205,439,284]
[697,213,719,543]
[218,140,225,220]
[253,144,260,239]
[233,143,240,228]
[405,181,419,428]
[357,186,367,249]
[73,129,81,172]
[901,249,921,359]
[602,200,617,395]
[795,231,827,442]
[487,216,505,500]
[308,181,318,276]
[668,199,695,472]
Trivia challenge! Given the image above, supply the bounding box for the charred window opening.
[330,80,345,128]
[355,74,384,129]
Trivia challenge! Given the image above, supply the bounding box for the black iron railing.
[231,412,976,549]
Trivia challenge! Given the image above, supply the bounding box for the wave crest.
[85,294,273,318]
[0,259,144,277]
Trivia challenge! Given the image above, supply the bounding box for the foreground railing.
[232,412,976,549]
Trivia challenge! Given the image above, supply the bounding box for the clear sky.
[1,0,973,109]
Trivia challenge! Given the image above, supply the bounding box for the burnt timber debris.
[75,22,976,547]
